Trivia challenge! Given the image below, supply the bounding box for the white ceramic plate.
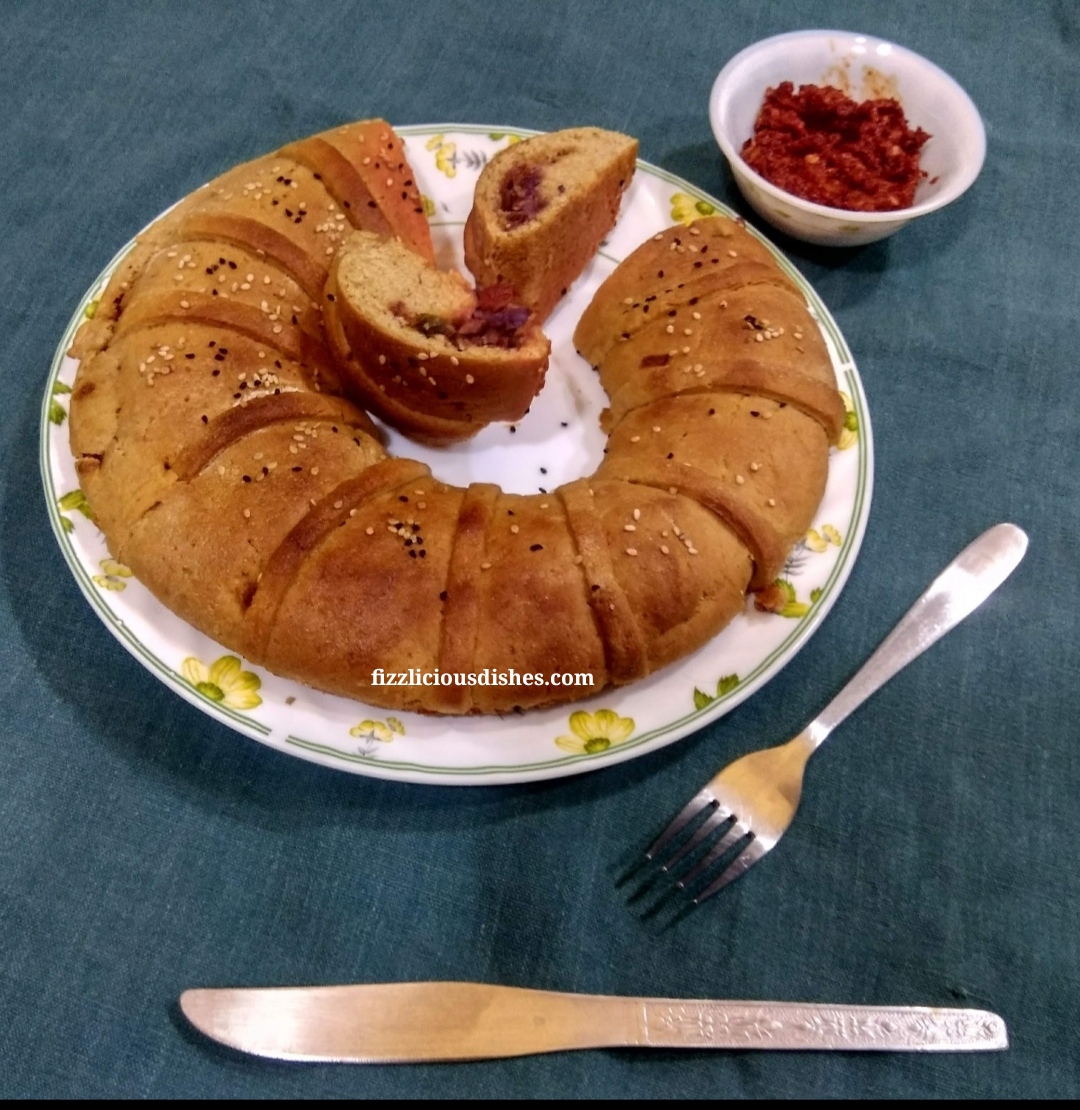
[41,124,873,786]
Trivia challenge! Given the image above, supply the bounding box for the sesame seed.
[465,374,474,384]
[768,498,776,507]
[418,502,426,509]
[510,524,519,534]
[624,524,636,532]
[365,526,374,535]
[633,508,641,520]
[631,435,640,442]
[652,425,661,432]
[728,250,738,257]
[243,509,251,519]
[665,324,674,334]
[311,467,319,475]
[450,356,459,366]
[378,355,386,364]
[626,548,638,556]
[481,561,492,570]
[573,555,583,565]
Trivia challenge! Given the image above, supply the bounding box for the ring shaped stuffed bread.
[68,121,842,715]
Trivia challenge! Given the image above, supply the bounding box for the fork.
[643,522,1029,909]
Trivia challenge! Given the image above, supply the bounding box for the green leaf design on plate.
[84,299,99,319]
[717,674,739,697]
[52,381,72,395]
[58,489,94,520]
[60,515,73,533]
[810,587,823,604]
[693,687,714,710]
[48,398,66,425]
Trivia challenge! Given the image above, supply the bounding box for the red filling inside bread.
[393,284,533,350]
[500,164,546,228]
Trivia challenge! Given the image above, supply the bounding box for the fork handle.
[805,523,1028,747]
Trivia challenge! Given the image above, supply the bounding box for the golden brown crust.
[574,217,799,367]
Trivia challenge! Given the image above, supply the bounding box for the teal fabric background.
[1,0,1077,1097]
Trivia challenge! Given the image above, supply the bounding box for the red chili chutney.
[741,81,931,212]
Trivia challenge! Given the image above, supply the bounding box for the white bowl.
[709,30,986,246]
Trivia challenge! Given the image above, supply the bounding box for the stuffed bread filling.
[500,164,547,228]
[394,284,533,350]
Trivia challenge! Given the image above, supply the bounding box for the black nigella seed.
[530,544,543,552]
[439,590,448,601]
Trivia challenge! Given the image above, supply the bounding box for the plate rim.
[41,122,874,786]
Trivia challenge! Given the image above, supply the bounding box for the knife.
[179,982,1007,1062]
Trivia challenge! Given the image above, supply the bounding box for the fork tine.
[657,805,733,872]
[643,788,717,861]
[674,820,749,889]
[690,837,768,905]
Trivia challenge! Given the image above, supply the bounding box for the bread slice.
[325,230,550,445]
[463,127,638,322]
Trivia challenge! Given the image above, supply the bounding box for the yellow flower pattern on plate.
[805,524,842,553]
[670,192,717,226]
[92,558,133,592]
[350,717,406,744]
[426,134,458,178]
[181,655,262,710]
[555,709,635,755]
[838,391,859,450]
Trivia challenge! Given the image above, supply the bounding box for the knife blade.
[179,982,1007,1062]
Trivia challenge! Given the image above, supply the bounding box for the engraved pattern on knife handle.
[641,1003,1007,1050]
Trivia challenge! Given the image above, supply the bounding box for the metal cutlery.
[641,522,1028,909]
[180,981,1008,1062]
